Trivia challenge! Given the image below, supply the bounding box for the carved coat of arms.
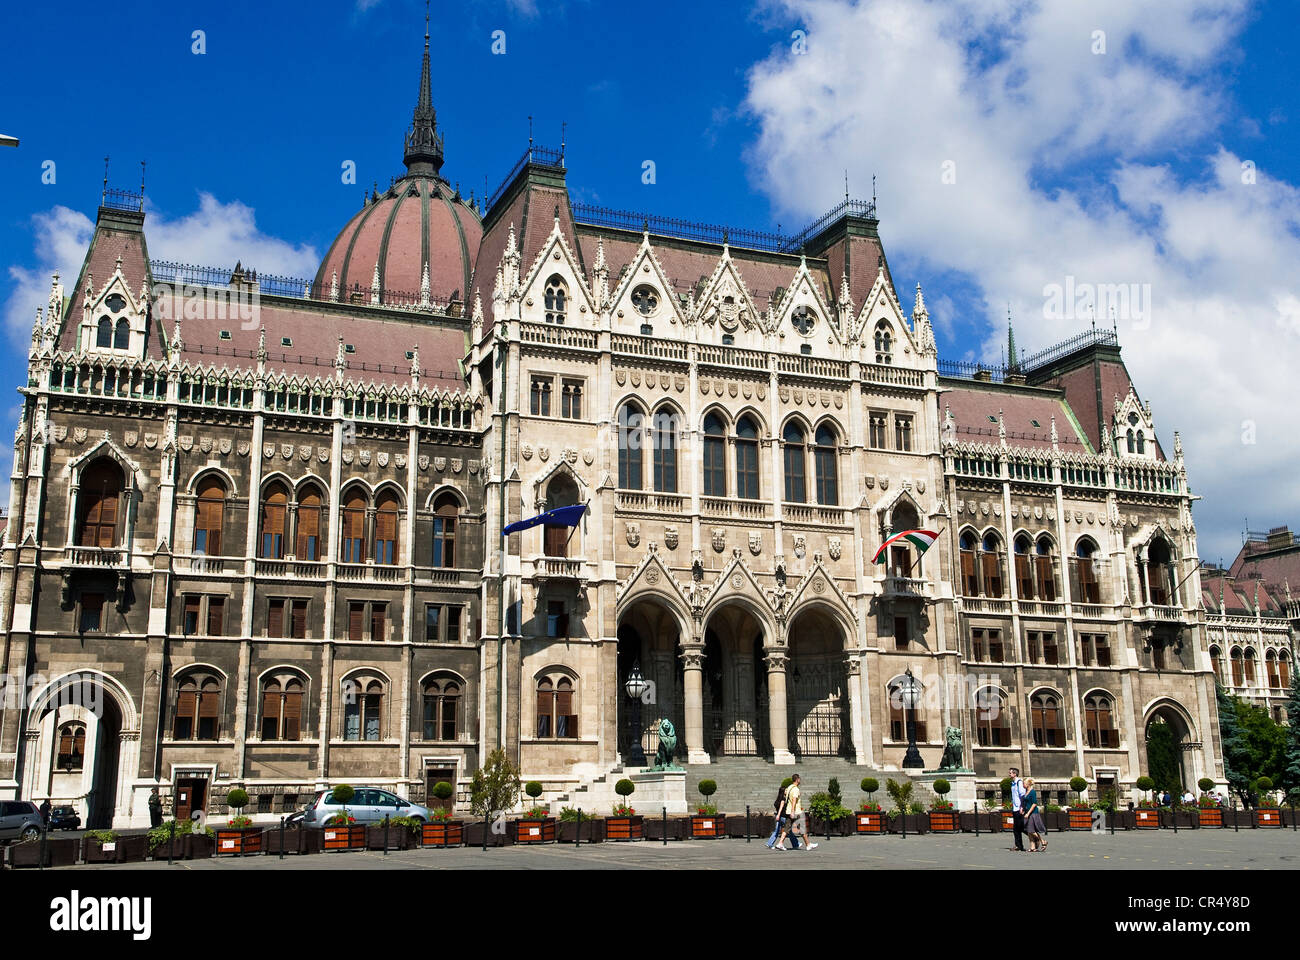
[219,438,232,455]
[377,451,389,468]
[124,431,138,448]
[626,522,640,548]
[359,449,371,467]
[179,435,193,452]
[748,531,761,556]
[711,528,726,553]
[237,440,249,457]
[200,437,213,454]
[418,455,430,471]
[792,534,807,560]
[828,536,842,561]
[664,526,679,550]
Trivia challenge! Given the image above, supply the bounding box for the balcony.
[531,556,587,588]
[961,596,1012,615]
[336,562,403,583]
[414,566,470,585]
[1073,603,1110,619]
[880,576,928,598]
[66,547,125,567]
[616,490,687,514]
[1138,604,1185,623]
[255,559,326,579]
[1018,600,1065,617]
[701,497,770,520]
[175,554,229,575]
[782,503,848,526]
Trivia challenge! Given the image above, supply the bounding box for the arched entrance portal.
[616,599,685,765]
[25,672,136,829]
[787,608,850,757]
[702,603,767,757]
[1144,701,1196,795]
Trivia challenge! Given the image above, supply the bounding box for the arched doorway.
[787,607,850,757]
[543,473,580,557]
[26,673,133,829]
[1144,701,1195,794]
[616,598,685,765]
[701,603,767,757]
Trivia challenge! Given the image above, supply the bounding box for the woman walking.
[1023,777,1048,852]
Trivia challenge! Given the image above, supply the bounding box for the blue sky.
[2,0,1299,563]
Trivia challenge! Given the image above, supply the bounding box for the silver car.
[0,800,43,842]
[302,787,434,826]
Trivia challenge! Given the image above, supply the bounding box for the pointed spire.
[1050,414,1059,446]
[472,288,484,326]
[1006,307,1019,372]
[403,1,444,175]
[997,409,1006,443]
[329,270,339,302]
[257,325,267,366]
[370,261,381,305]
[420,261,431,309]
[913,282,927,319]
[335,335,347,376]
[410,343,421,380]
[170,318,183,362]
[31,306,43,354]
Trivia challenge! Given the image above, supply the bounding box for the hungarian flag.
[502,503,588,536]
[872,529,940,565]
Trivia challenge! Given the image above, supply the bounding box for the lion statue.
[938,726,964,771]
[652,719,682,771]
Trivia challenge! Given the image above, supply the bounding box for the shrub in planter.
[367,815,420,849]
[470,749,521,841]
[809,791,853,835]
[927,779,958,832]
[1135,776,1156,806]
[9,833,80,868]
[321,787,366,850]
[691,780,723,837]
[83,829,120,863]
[146,818,215,859]
[217,788,261,855]
[859,778,882,812]
[431,779,455,811]
[606,779,641,841]
[422,806,465,847]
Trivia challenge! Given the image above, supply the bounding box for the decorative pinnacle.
[403,1,445,175]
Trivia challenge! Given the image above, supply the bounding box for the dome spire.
[404,0,444,176]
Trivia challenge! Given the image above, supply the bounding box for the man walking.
[766,779,800,850]
[777,773,818,851]
[1009,767,1026,852]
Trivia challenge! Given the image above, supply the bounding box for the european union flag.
[501,503,588,536]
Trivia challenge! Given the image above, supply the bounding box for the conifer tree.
[1216,681,1250,803]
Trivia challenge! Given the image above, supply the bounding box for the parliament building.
[0,32,1235,827]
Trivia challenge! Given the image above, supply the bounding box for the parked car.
[302,787,433,826]
[0,801,43,842]
[48,806,81,830]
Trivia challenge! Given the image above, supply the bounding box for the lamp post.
[624,661,649,767]
[900,668,924,769]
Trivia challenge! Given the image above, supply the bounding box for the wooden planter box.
[1001,811,1016,831]
[887,814,928,835]
[690,814,725,838]
[928,810,959,832]
[643,817,687,841]
[263,828,319,854]
[421,821,464,847]
[216,827,263,856]
[1195,807,1223,828]
[366,825,413,850]
[808,815,854,837]
[724,812,774,838]
[84,838,119,863]
[557,817,604,843]
[322,824,367,850]
[513,817,556,844]
[8,837,80,868]
[1254,808,1283,828]
[959,812,1002,833]
[1134,808,1160,829]
[1160,810,1197,829]
[856,811,885,834]
[462,820,513,846]
[604,816,642,841]
[1068,808,1094,830]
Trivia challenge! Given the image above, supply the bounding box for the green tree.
[1284,671,1300,796]
[470,748,521,819]
[1233,698,1287,792]
[1145,719,1182,794]
[1216,682,1251,802]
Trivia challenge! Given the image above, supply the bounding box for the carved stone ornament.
[712,528,726,553]
[757,384,766,400]
[993,504,1002,517]
[664,526,679,550]
[54,425,67,443]
[299,445,312,462]
[626,522,640,548]
[538,446,550,462]
[675,375,686,392]
[319,448,329,463]
[811,576,826,594]
[467,458,477,474]
[582,449,594,465]
[219,438,232,455]
[917,479,926,494]
[828,536,842,561]
[1034,505,1043,519]
[956,501,964,514]
[179,435,193,452]
[451,458,463,474]
[73,427,87,444]
[616,370,626,386]
[147,433,160,450]
[434,456,446,471]
[1010,506,1019,518]
[200,437,213,454]
[749,531,761,556]
[395,454,406,469]
[342,449,354,465]
[660,374,670,390]
[281,444,294,460]
[235,440,247,456]
[418,455,430,471]
[359,449,371,467]
[630,371,641,388]
[124,431,138,448]
[879,476,889,491]
[793,534,807,560]
[646,568,661,585]
[865,475,875,489]
[378,451,389,468]
[264,443,275,459]
[834,394,843,409]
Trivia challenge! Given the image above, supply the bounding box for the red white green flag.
[872,529,941,565]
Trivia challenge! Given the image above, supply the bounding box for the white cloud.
[744,0,1296,561]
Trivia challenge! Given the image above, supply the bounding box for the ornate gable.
[609,232,685,332]
[519,216,598,322]
[772,255,840,347]
[692,245,762,335]
[77,256,149,358]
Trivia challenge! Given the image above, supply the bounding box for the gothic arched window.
[432,492,458,567]
[193,475,226,557]
[77,458,124,548]
[702,412,726,497]
[618,402,645,491]
[782,421,807,503]
[735,415,761,500]
[544,275,567,324]
[814,424,838,505]
[259,482,288,559]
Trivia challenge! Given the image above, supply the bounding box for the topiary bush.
[1197,777,1215,795]
[331,784,356,806]
[226,788,249,810]
[525,781,543,799]
[697,779,718,815]
[1135,775,1155,806]
[613,778,636,816]
[860,777,881,811]
[929,778,953,811]
[1069,776,1088,806]
[828,778,842,806]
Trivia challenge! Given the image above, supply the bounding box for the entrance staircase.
[549,757,914,816]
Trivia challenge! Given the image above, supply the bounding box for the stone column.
[681,644,709,764]
[844,656,865,764]
[765,649,795,764]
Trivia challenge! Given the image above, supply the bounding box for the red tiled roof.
[162,293,468,391]
[939,383,1090,452]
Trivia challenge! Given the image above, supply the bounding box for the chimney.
[1266,526,1293,550]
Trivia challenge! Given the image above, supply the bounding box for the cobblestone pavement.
[53,828,1300,870]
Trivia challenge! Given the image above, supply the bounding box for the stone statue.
[651,719,682,771]
[938,726,964,771]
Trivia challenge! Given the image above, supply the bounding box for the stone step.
[682,759,915,813]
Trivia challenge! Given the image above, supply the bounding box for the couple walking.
[765,773,819,851]
[1008,767,1048,853]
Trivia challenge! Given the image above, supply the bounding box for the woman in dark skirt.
[1023,777,1048,851]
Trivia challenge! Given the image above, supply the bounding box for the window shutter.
[198,685,219,739]
[960,551,977,595]
[207,597,224,636]
[370,603,386,642]
[183,595,200,635]
[349,603,364,642]
[284,689,302,740]
[268,600,284,638]
[291,600,307,638]
[261,688,280,739]
[175,690,196,738]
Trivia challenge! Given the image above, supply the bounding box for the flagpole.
[563,499,591,552]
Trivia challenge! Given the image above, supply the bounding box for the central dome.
[314,29,481,305]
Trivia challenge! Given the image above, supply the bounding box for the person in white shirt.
[1009,767,1026,852]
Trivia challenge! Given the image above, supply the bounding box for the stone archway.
[1143,700,1197,795]
[787,607,851,757]
[616,598,686,765]
[700,602,768,758]
[24,671,139,829]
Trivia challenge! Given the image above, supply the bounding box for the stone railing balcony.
[1073,603,1110,619]
[782,503,848,526]
[1018,600,1066,617]
[960,596,1012,614]
[531,555,587,586]
[255,559,326,579]
[414,566,470,585]
[881,575,929,598]
[175,554,230,574]
[616,490,688,514]
[66,546,125,567]
[701,496,770,520]
[336,562,403,583]
[1139,604,1185,622]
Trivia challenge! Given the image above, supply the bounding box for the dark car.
[48,805,81,830]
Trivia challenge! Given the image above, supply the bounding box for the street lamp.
[624,661,649,767]
[900,668,924,769]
